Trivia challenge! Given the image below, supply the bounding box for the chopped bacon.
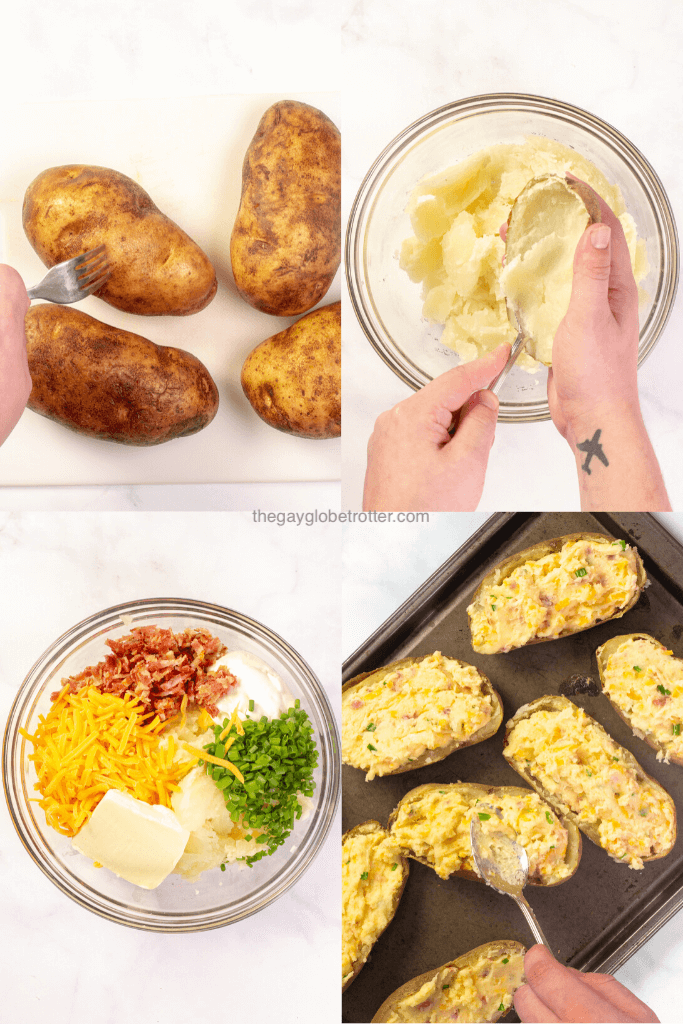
[652,696,669,708]
[351,699,364,710]
[539,593,553,607]
[53,626,237,720]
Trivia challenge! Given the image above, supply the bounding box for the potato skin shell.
[468,533,647,652]
[371,940,527,1024]
[387,782,581,886]
[25,304,219,445]
[342,654,503,776]
[503,694,677,862]
[596,633,683,767]
[241,300,340,438]
[23,164,217,316]
[342,820,409,993]
[230,100,341,316]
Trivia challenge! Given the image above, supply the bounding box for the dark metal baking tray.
[342,512,683,1024]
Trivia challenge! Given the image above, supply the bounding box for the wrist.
[562,395,643,452]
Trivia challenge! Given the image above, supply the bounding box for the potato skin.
[503,694,677,863]
[468,533,647,652]
[387,782,581,886]
[342,654,503,776]
[241,301,340,438]
[230,100,341,316]
[342,821,409,993]
[23,165,217,316]
[371,940,527,1024]
[25,304,219,445]
[596,633,683,766]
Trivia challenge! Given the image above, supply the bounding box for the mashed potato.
[399,137,649,372]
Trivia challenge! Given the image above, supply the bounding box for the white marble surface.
[0,512,340,1024]
[343,512,683,1022]
[342,0,683,510]
[0,0,340,510]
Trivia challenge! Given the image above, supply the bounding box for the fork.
[27,245,111,304]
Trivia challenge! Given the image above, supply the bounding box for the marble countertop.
[342,0,683,510]
[343,511,683,1023]
[0,512,340,1024]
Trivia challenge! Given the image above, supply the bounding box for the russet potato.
[230,100,341,316]
[241,301,340,439]
[25,304,219,445]
[23,165,217,316]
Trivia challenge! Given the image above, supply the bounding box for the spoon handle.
[514,892,551,949]
[488,332,526,397]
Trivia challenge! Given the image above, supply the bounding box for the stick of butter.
[72,790,190,889]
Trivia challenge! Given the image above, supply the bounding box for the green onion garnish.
[367,743,377,751]
[674,724,681,736]
[366,722,376,731]
[360,871,368,881]
[633,666,641,672]
[545,811,553,824]
[657,684,671,696]
[502,958,509,964]
[478,812,491,821]
[575,567,588,577]
[202,703,317,867]
[491,604,497,611]
[391,863,398,871]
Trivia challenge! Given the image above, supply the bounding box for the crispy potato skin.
[342,821,409,993]
[23,165,217,316]
[241,301,340,438]
[503,695,677,863]
[25,305,219,445]
[468,533,647,652]
[371,940,527,1024]
[386,782,581,886]
[230,100,341,316]
[342,654,503,776]
[596,633,683,766]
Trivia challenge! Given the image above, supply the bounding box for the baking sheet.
[342,512,683,1024]
[0,92,340,485]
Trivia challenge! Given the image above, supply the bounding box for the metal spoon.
[470,815,551,948]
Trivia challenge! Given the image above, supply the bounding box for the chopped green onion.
[248,699,255,712]
[657,684,671,696]
[612,539,627,550]
[674,724,681,736]
[202,703,318,867]
[498,1003,505,1012]
[366,722,376,732]
[478,812,491,821]
[633,666,641,672]
[491,604,497,611]
[442,984,450,991]
[360,871,368,881]
[586,770,593,777]
[575,567,588,578]
[367,743,377,751]
[391,863,398,871]
[545,811,553,824]
[502,958,509,964]
[613,756,619,762]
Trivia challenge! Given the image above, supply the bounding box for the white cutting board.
[0,92,340,485]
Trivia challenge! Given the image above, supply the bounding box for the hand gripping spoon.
[470,815,551,949]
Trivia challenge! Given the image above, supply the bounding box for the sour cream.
[210,650,295,722]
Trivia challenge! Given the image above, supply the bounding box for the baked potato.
[241,301,340,438]
[503,695,676,869]
[371,940,526,1024]
[501,174,601,366]
[23,165,217,316]
[230,100,341,316]
[342,821,409,993]
[342,652,503,781]
[25,304,219,445]
[596,634,683,766]
[387,782,581,886]
[468,533,646,654]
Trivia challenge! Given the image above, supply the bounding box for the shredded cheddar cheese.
[20,685,198,837]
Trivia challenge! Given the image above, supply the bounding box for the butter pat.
[72,790,189,889]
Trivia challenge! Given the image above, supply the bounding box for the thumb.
[448,388,499,460]
[567,223,612,321]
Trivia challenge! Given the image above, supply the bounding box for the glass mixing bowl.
[346,93,679,422]
[3,598,339,931]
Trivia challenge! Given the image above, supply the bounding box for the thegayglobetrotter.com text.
[251,510,430,525]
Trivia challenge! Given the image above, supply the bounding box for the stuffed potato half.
[342,821,409,993]
[387,782,581,886]
[342,653,503,780]
[596,634,683,766]
[468,533,646,654]
[371,940,526,1024]
[503,695,676,869]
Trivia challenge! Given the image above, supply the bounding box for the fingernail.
[477,389,499,411]
[591,224,611,249]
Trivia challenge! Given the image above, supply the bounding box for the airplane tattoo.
[577,429,609,475]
